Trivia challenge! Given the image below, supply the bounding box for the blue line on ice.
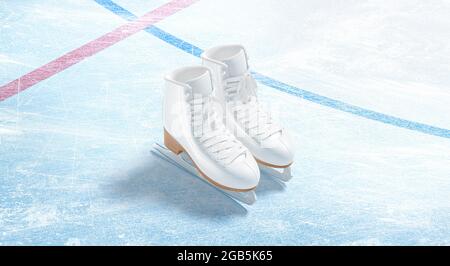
[95,0,450,139]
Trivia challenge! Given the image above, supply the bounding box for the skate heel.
[164,129,184,155]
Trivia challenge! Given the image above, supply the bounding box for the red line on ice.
[0,0,198,101]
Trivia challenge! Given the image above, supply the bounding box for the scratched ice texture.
[1,0,450,245]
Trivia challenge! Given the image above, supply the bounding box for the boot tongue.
[223,48,248,77]
[186,71,212,95]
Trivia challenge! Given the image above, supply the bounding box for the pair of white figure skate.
[152,45,295,205]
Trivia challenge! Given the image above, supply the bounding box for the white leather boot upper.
[164,66,260,191]
[201,45,294,167]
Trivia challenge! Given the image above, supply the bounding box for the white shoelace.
[188,94,246,165]
[223,72,281,142]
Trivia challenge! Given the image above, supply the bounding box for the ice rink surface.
[1,0,450,245]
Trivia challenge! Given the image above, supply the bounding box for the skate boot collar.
[223,48,248,77]
[165,66,213,95]
[201,44,249,77]
[185,70,213,95]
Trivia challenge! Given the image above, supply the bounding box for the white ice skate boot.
[156,66,260,203]
[201,45,294,181]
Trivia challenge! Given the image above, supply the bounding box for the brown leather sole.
[254,157,293,169]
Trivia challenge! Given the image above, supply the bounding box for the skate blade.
[258,163,293,182]
[151,143,257,205]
